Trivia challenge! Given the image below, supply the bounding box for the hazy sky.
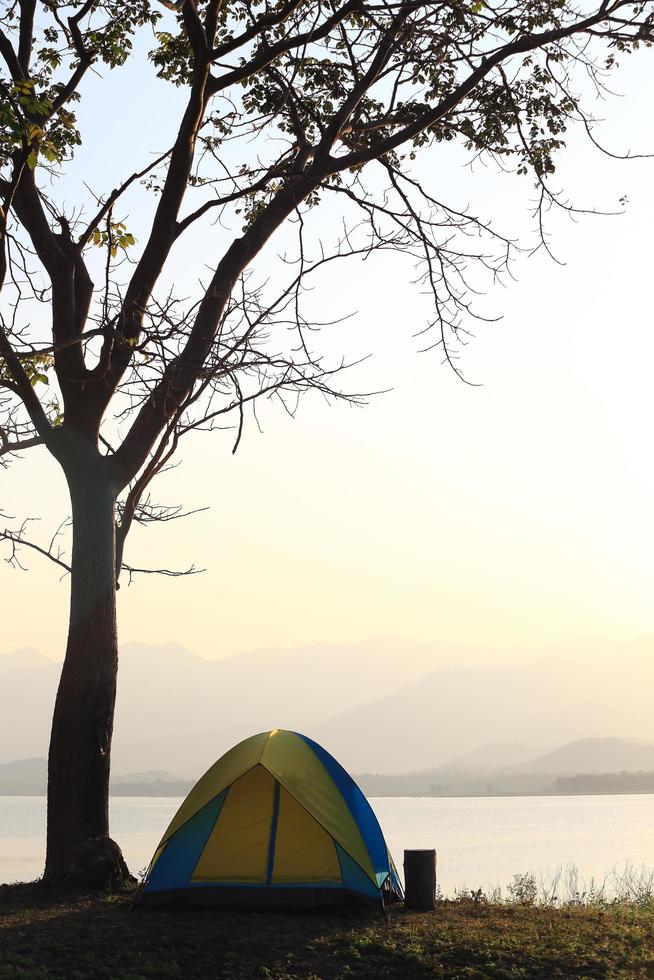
[2,39,653,662]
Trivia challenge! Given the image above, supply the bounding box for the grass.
[1,882,653,979]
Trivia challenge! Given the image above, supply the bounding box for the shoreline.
[3,787,654,799]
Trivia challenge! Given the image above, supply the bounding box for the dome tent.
[137,729,403,910]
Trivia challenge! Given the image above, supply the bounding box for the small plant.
[453,885,488,905]
[608,862,654,905]
[507,873,538,906]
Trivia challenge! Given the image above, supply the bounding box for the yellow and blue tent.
[137,729,403,910]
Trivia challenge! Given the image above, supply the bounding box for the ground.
[1,883,653,979]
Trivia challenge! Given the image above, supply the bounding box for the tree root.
[56,836,135,889]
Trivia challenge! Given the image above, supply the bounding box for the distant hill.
[313,639,654,772]
[0,758,191,796]
[0,636,540,774]
[356,737,654,797]
[356,768,548,797]
[0,651,61,774]
[5,737,654,798]
[442,742,552,771]
[548,772,654,794]
[438,738,654,776]
[0,757,47,793]
[115,769,181,784]
[0,647,49,670]
[2,636,654,775]
[516,737,654,774]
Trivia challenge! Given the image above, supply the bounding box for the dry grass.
[1,881,653,979]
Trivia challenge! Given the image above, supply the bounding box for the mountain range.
[1,635,653,777]
[4,736,654,797]
[355,736,654,796]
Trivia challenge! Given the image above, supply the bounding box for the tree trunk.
[44,465,127,883]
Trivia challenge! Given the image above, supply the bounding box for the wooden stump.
[404,849,437,911]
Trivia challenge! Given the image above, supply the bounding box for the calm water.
[2,794,653,896]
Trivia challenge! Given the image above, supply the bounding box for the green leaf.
[41,144,60,163]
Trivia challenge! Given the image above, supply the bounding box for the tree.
[0,0,651,881]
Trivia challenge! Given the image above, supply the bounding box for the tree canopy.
[1,1,652,526]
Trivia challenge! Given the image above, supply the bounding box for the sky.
[1,35,653,664]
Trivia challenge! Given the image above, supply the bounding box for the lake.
[2,794,653,897]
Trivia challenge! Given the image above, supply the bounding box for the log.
[403,849,437,911]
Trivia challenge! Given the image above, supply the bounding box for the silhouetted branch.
[120,562,205,587]
[0,424,43,460]
[0,518,71,574]
[0,513,205,587]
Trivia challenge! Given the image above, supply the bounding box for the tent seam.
[265,781,281,884]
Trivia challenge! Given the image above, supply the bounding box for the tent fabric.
[137,729,403,911]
